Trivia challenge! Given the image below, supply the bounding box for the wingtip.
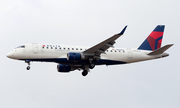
[166,44,174,47]
[170,44,174,46]
[118,25,127,35]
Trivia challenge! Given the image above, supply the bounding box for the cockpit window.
[16,45,25,49]
[21,45,25,48]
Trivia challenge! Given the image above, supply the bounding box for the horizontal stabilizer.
[148,44,174,55]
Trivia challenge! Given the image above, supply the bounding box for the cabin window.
[80,48,82,50]
[72,48,74,50]
[68,48,70,50]
[55,47,57,49]
[47,47,48,49]
[51,47,53,49]
[64,48,66,50]
[59,47,61,49]
[76,48,78,50]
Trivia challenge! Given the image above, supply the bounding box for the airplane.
[6,25,173,76]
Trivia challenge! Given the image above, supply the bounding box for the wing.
[83,26,127,58]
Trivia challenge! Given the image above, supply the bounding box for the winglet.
[118,25,127,35]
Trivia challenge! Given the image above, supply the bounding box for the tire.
[26,66,30,70]
[82,70,88,76]
[89,63,95,69]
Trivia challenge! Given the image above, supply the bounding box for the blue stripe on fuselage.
[19,58,127,65]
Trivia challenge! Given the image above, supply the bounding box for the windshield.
[15,45,25,49]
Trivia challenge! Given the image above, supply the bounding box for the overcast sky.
[0,0,180,108]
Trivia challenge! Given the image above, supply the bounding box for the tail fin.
[138,25,165,51]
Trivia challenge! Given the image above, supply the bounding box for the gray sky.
[0,0,180,108]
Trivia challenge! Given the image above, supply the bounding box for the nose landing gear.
[26,66,30,70]
[25,60,31,70]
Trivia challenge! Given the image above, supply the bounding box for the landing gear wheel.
[82,70,88,76]
[25,60,31,70]
[26,66,30,70]
[89,63,95,69]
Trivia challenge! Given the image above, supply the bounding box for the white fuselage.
[7,43,163,65]
[6,25,172,76]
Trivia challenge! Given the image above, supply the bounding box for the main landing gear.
[89,63,95,69]
[80,58,97,76]
[25,60,31,70]
[88,58,96,69]
[81,64,94,76]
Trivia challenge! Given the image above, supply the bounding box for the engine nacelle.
[57,64,71,72]
[67,52,85,61]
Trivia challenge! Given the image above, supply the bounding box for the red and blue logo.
[138,25,165,51]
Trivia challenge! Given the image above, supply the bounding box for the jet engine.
[67,52,85,61]
[57,64,72,72]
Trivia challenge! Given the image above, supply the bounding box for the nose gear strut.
[25,60,31,70]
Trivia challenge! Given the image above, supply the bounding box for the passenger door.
[33,43,38,54]
[127,48,132,58]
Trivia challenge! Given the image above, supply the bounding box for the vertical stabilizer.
[138,25,165,51]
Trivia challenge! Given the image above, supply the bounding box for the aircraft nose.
[6,51,13,58]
